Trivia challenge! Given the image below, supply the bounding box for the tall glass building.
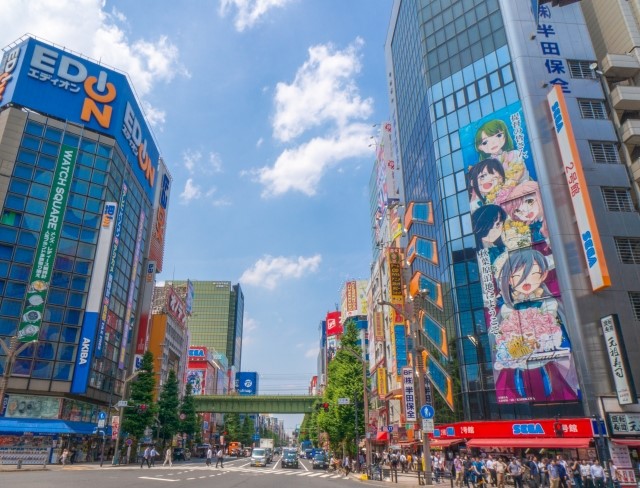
[0,36,170,458]
[385,0,640,431]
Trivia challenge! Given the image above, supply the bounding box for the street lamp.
[112,370,141,465]
[0,336,36,408]
[378,293,433,486]
[340,345,372,474]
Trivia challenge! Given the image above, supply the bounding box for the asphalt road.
[1,455,366,488]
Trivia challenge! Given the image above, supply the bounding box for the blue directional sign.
[98,411,107,420]
[420,404,435,420]
[253,434,260,441]
[387,426,393,433]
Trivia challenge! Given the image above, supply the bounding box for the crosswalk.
[139,465,350,482]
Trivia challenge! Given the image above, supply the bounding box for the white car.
[250,448,267,467]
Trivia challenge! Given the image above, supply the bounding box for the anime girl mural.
[461,101,580,405]
[492,249,578,403]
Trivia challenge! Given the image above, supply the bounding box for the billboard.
[17,145,78,342]
[235,372,258,396]
[185,279,195,315]
[600,314,637,405]
[461,100,579,404]
[326,311,342,337]
[0,37,158,201]
[166,286,187,329]
[149,160,171,273]
[187,369,206,395]
[71,201,118,393]
[547,85,610,291]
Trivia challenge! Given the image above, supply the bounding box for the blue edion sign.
[235,372,258,396]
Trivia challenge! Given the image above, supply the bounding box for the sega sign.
[512,423,545,435]
[189,346,208,361]
[0,37,158,201]
[235,372,258,396]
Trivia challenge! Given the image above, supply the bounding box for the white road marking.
[138,477,177,482]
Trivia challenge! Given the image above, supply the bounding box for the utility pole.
[112,370,141,465]
[0,336,36,408]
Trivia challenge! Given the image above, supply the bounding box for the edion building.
[0,35,171,456]
[383,0,640,447]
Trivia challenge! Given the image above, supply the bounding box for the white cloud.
[182,149,224,175]
[209,153,223,173]
[272,38,372,142]
[219,0,294,32]
[257,123,372,196]
[0,0,189,127]
[239,254,322,290]
[305,347,319,359]
[244,316,259,333]
[180,178,202,204]
[256,137,264,148]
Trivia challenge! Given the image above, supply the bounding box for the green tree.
[240,415,255,446]
[224,412,242,442]
[317,318,363,455]
[157,369,180,446]
[179,383,199,446]
[121,351,156,440]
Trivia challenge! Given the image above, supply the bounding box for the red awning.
[430,438,465,448]
[466,438,592,449]
[374,431,389,442]
[611,439,640,446]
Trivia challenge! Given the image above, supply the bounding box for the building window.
[579,100,608,119]
[568,60,597,79]
[615,237,640,264]
[629,292,640,321]
[590,141,620,164]
[602,187,634,212]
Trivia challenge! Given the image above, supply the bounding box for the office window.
[578,99,607,119]
[615,237,640,264]
[629,292,640,321]
[590,142,620,164]
[602,188,634,212]
[568,60,596,79]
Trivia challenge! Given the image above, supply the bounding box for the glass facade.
[389,0,585,420]
[0,111,151,399]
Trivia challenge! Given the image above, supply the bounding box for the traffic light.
[322,402,329,412]
[138,404,148,414]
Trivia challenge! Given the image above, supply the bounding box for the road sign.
[116,400,128,408]
[338,397,350,405]
[422,419,434,433]
[420,404,435,419]
[98,419,106,428]
[98,411,106,420]
[126,438,133,446]
[253,434,260,441]
[387,425,393,433]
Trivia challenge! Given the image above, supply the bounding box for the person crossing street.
[215,447,224,468]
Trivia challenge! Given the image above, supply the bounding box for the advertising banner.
[186,280,195,315]
[327,336,338,362]
[600,314,637,405]
[326,311,342,337]
[547,85,610,291]
[119,210,146,369]
[609,443,637,486]
[18,145,78,342]
[434,417,594,439]
[149,161,171,273]
[187,369,206,395]
[166,286,187,329]
[461,100,579,404]
[135,260,155,356]
[235,372,258,396]
[387,248,403,305]
[402,367,417,422]
[95,183,128,358]
[377,367,388,399]
[344,280,358,317]
[111,415,120,440]
[3,394,61,419]
[0,38,158,201]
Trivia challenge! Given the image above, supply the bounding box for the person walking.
[571,459,583,488]
[496,457,507,488]
[61,448,69,466]
[206,447,212,466]
[549,460,561,488]
[215,447,224,468]
[141,446,151,468]
[163,447,172,467]
[455,455,465,488]
[150,446,158,467]
[590,460,606,488]
[509,458,524,488]
[580,460,591,488]
[343,454,351,478]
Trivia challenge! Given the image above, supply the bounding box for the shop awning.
[611,439,640,446]
[466,438,592,449]
[430,438,465,448]
[374,431,389,442]
[0,418,104,435]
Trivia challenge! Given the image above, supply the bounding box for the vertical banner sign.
[95,182,128,358]
[547,85,610,291]
[402,367,417,422]
[600,314,637,405]
[387,248,403,305]
[71,201,118,393]
[111,415,120,440]
[119,210,146,369]
[18,145,78,342]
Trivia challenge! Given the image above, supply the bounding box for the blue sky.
[1,0,393,431]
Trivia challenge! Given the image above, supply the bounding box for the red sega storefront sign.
[433,418,594,439]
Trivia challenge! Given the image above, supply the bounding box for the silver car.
[250,448,267,467]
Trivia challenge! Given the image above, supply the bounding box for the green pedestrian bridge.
[194,395,319,414]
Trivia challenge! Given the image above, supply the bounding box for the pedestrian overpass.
[194,395,319,414]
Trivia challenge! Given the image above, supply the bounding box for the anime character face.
[484,217,504,245]
[509,261,547,296]
[513,193,541,223]
[478,130,506,156]
[476,166,503,195]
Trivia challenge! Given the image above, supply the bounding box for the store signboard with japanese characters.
[402,367,417,422]
[600,315,637,405]
[608,413,640,436]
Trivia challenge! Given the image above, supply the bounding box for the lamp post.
[340,345,372,475]
[112,370,141,465]
[378,294,433,486]
[0,336,36,408]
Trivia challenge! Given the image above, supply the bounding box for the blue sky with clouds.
[1,0,393,430]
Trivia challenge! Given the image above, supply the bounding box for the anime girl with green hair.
[475,119,529,185]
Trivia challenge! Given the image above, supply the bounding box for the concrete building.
[0,35,171,463]
[381,0,640,448]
